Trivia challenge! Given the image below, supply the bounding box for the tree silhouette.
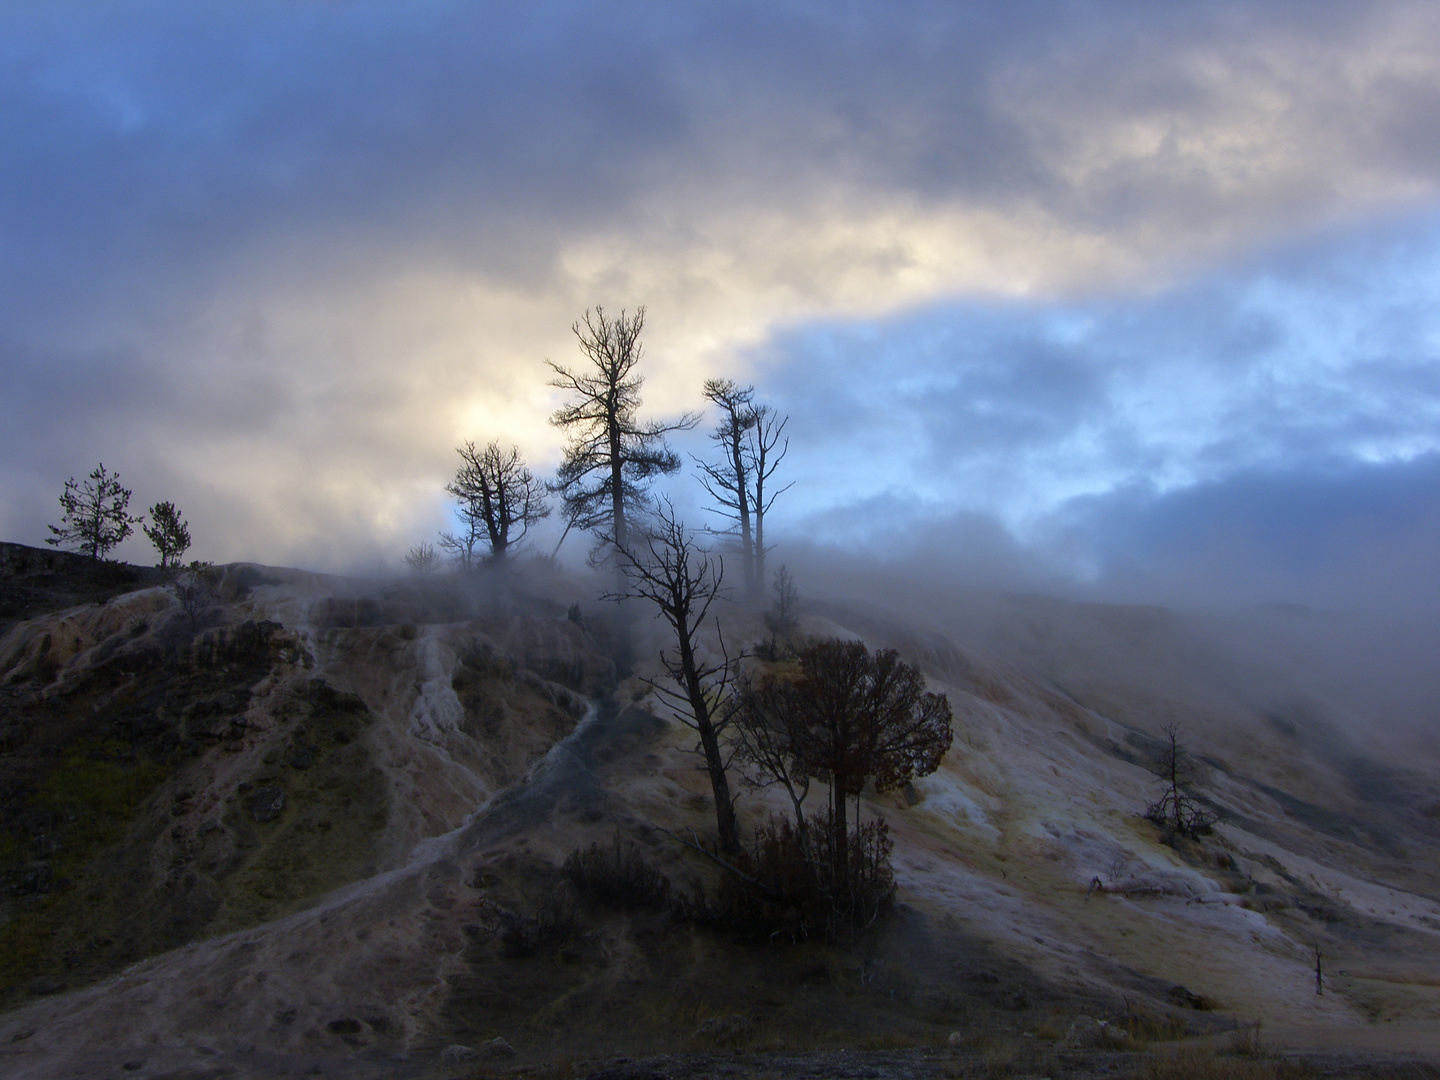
[734,639,952,887]
[143,501,191,569]
[47,463,139,561]
[604,503,742,853]
[444,440,548,562]
[1144,723,1220,838]
[547,307,697,556]
[695,379,790,597]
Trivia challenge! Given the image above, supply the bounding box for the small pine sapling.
[143,501,192,568]
[47,463,140,560]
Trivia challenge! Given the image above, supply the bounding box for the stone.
[948,1031,964,1046]
[19,862,53,895]
[249,786,286,823]
[1065,1017,1103,1048]
[483,1036,518,1059]
[122,1061,144,1071]
[440,1044,479,1062]
[326,1018,363,1035]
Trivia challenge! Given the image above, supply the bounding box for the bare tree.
[547,307,698,556]
[404,541,439,573]
[445,440,549,562]
[745,403,790,589]
[695,381,791,597]
[142,500,191,569]
[733,639,952,886]
[604,502,742,854]
[47,463,140,560]
[764,565,800,637]
[696,379,759,593]
[437,505,485,570]
[1144,723,1220,838]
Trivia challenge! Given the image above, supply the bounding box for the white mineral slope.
[822,595,1440,1045]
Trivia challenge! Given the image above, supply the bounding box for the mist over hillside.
[1,540,1437,1079]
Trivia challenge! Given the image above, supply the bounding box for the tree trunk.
[677,614,740,853]
[729,427,754,594]
[609,412,627,552]
[830,779,848,892]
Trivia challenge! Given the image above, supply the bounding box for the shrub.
[684,812,895,942]
[472,892,577,958]
[563,831,672,909]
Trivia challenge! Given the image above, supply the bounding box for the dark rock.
[122,1060,144,1070]
[274,1007,297,1026]
[10,1028,35,1042]
[1168,984,1207,1009]
[483,1036,517,1059]
[289,744,315,770]
[249,786,286,823]
[19,862,53,895]
[441,1044,479,1063]
[27,979,64,996]
[327,1018,363,1035]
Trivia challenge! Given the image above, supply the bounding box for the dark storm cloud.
[1069,455,1440,613]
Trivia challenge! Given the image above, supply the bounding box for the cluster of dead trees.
[410,306,788,586]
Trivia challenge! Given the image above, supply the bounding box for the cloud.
[3,1,1440,574]
[763,210,1440,542]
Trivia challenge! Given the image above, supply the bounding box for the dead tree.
[696,379,760,593]
[548,307,698,556]
[604,502,742,853]
[695,381,791,597]
[444,440,549,562]
[1144,723,1220,838]
[745,403,790,589]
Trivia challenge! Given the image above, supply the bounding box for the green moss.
[40,752,169,827]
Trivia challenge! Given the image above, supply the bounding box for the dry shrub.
[1138,1050,1317,1080]
[681,812,896,942]
[472,891,576,957]
[1226,1023,1265,1058]
[563,831,672,909]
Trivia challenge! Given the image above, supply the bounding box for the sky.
[4,0,1440,615]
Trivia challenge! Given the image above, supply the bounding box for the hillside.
[0,543,1437,1079]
